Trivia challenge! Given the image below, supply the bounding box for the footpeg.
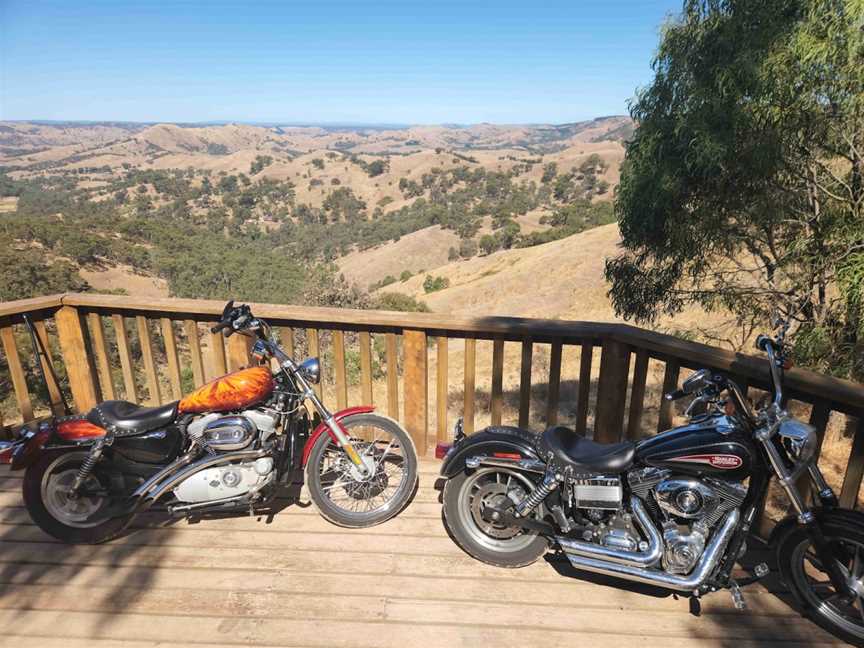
[729,580,746,610]
[735,562,770,587]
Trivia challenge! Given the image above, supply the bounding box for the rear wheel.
[23,451,130,544]
[443,467,548,567]
[305,413,418,528]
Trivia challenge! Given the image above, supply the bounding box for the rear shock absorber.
[69,436,109,497]
[514,466,561,518]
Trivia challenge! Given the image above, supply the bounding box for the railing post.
[840,416,864,509]
[227,332,253,371]
[403,329,428,454]
[594,339,631,443]
[55,305,99,413]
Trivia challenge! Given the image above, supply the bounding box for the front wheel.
[23,451,131,544]
[778,519,864,646]
[442,467,548,567]
[305,413,418,528]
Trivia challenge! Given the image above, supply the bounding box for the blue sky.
[0,1,681,124]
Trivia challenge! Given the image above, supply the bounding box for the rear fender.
[301,405,376,466]
[7,428,51,471]
[440,426,541,478]
[5,418,107,471]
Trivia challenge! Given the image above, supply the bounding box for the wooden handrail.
[0,294,64,320]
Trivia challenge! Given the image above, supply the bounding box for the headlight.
[298,357,321,384]
[778,417,818,466]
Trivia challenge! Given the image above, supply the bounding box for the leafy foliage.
[423,275,450,293]
[606,0,864,378]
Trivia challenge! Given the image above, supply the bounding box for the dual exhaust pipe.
[556,496,740,592]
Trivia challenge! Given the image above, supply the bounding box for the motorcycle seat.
[540,425,634,473]
[87,400,179,436]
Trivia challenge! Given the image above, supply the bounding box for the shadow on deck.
[0,461,844,647]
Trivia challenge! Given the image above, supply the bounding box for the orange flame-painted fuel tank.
[178,366,275,414]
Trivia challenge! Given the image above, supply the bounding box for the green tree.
[423,275,450,293]
[366,159,388,177]
[606,0,864,378]
[541,162,558,184]
[478,234,497,255]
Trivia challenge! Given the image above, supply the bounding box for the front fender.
[440,426,540,478]
[768,507,864,547]
[301,405,376,466]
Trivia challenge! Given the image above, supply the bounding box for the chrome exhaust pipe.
[132,448,268,503]
[563,508,740,592]
[556,497,663,567]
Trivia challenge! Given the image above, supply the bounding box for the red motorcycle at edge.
[0,301,418,543]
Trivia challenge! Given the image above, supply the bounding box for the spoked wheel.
[779,520,864,645]
[305,413,418,528]
[23,451,130,544]
[442,467,548,568]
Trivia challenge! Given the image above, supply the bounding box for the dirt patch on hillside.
[337,226,461,290]
[80,264,169,298]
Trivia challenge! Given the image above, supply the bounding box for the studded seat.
[86,400,178,436]
[539,425,635,473]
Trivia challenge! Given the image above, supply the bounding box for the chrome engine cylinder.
[556,497,663,567]
[563,508,740,592]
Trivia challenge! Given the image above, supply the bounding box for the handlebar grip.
[210,321,229,335]
[755,334,773,352]
[665,389,687,401]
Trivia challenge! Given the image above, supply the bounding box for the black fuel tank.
[635,414,757,481]
[112,426,182,464]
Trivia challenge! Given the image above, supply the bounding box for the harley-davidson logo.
[672,454,742,469]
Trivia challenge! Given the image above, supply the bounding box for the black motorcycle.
[439,323,864,645]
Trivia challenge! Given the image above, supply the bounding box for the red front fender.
[302,405,375,466]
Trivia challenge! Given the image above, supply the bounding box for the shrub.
[423,275,450,293]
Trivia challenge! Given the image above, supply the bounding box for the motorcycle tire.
[23,450,131,544]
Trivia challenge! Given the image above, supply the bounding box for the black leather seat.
[540,425,635,473]
[87,400,178,436]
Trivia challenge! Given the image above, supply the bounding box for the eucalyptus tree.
[606,0,864,378]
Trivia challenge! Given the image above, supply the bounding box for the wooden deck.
[0,460,845,647]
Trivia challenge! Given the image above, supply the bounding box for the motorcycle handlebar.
[664,389,687,402]
[210,321,231,335]
[755,334,775,352]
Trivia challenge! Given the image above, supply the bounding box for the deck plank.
[0,462,843,646]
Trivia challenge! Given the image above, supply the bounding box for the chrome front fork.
[757,433,837,518]
[297,375,373,479]
[757,428,852,596]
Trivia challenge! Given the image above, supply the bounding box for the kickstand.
[688,596,702,616]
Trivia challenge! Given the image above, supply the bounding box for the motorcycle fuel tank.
[635,414,757,481]
[178,366,274,414]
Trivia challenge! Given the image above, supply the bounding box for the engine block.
[173,457,274,503]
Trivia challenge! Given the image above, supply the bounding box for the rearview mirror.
[682,368,711,394]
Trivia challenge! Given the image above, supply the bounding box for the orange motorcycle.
[0,301,418,543]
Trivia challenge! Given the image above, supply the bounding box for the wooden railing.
[2,293,863,515]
